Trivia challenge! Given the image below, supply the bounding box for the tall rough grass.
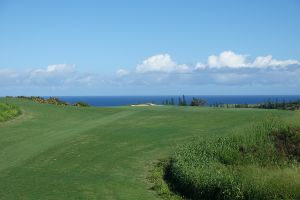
[165,117,300,199]
[0,103,22,122]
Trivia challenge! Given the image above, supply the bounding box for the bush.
[0,103,22,122]
[190,98,207,106]
[165,118,300,200]
[72,102,90,107]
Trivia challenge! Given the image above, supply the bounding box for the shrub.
[0,103,22,122]
[72,102,90,107]
[165,118,300,199]
[190,97,207,106]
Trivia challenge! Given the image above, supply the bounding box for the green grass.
[0,98,299,200]
[0,102,21,122]
[165,117,300,200]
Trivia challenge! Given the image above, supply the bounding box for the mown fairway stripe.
[0,111,134,172]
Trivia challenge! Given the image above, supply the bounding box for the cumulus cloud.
[195,62,206,70]
[46,64,75,73]
[251,55,300,68]
[1,51,299,93]
[121,51,300,86]
[116,69,129,77]
[0,64,99,88]
[136,54,190,73]
[208,51,247,68]
[205,51,300,69]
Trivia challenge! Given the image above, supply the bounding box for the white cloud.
[25,64,77,86]
[130,51,300,86]
[46,64,75,73]
[208,51,247,68]
[206,50,300,69]
[251,55,300,68]
[0,64,98,88]
[116,69,129,77]
[195,62,206,70]
[136,54,190,73]
[1,52,299,92]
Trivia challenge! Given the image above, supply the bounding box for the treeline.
[161,95,300,111]
[162,95,207,106]
[210,100,300,111]
[15,96,90,107]
[256,99,300,110]
[209,103,250,108]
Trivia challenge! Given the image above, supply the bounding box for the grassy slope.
[166,118,300,199]
[0,98,297,200]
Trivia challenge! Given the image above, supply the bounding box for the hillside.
[0,98,298,200]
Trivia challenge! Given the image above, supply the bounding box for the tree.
[170,98,174,105]
[180,95,187,106]
[190,97,207,106]
[283,99,286,110]
[178,96,182,106]
[73,102,90,107]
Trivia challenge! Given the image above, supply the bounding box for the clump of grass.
[0,103,22,122]
[165,117,300,200]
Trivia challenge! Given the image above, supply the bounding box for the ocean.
[53,95,300,107]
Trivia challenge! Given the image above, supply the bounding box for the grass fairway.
[0,98,298,200]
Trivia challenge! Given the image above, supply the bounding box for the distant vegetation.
[190,97,207,106]
[162,95,300,111]
[72,102,90,107]
[16,96,69,105]
[256,99,300,110]
[161,118,300,199]
[210,100,300,110]
[0,103,21,122]
[162,95,207,106]
[16,96,90,107]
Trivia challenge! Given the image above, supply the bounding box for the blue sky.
[0,0,300,95]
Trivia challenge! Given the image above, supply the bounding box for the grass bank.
[165,117,300,199]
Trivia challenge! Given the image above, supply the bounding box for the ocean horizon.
[44,95,300,107]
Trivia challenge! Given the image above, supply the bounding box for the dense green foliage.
[162,96,206,106]
[210,100,300,110]
[166,118,300,200]
[190,97,206,106]
[257,99,300,110]
[163,95,300,110]
[148,160,183,200]
[0,97,299,199]
[72,102,90,107]
[0,103,21,122]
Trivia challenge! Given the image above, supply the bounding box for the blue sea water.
[54,95,300,107]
